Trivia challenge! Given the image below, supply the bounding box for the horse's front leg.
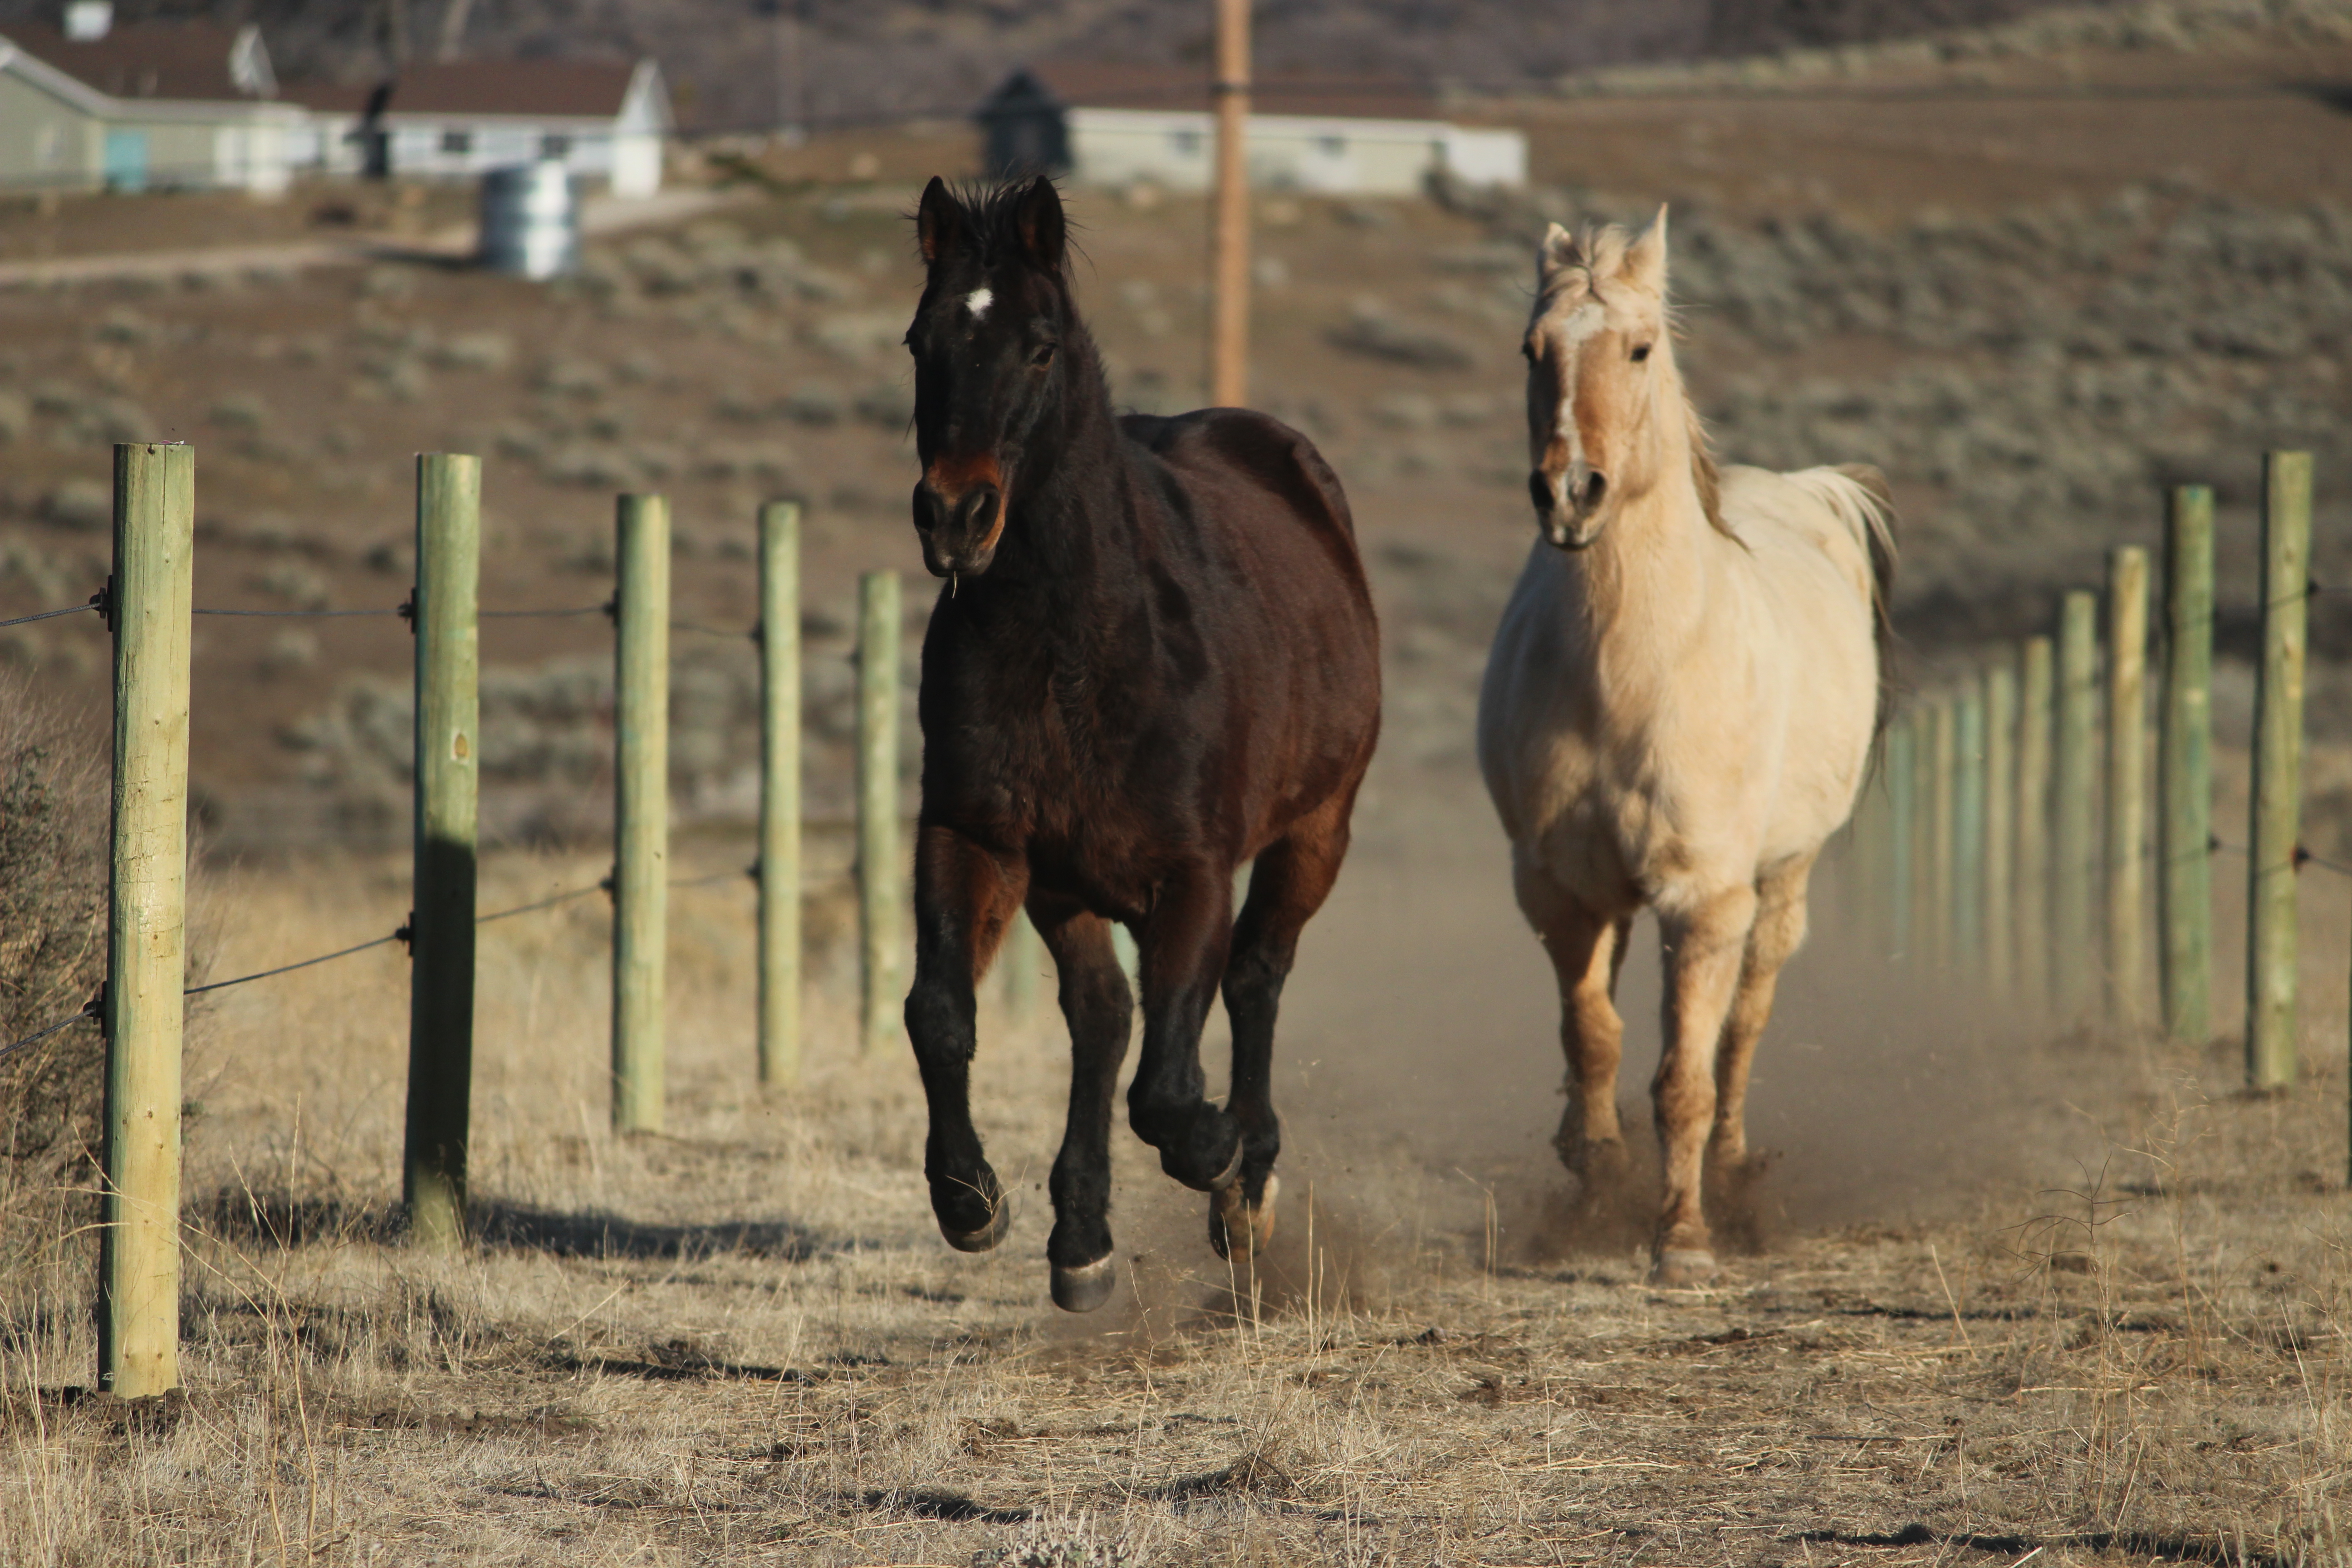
[1125,864,1240,1194]
[1652,882,1759,1285]
[905,824,1026,1253]
[1711,856,1814,1181]
[1028,895,1133,1312]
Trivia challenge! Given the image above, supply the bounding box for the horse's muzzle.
[912,477,1006,577]
[1530,469,1603,551]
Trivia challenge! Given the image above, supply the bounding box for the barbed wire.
[0,1003,100,1068]
[2295,846,2352,879]
[10,592,749,634]
[193,606,406,618]
[0,600,100,630]
[1,857,767,1063]
[475,879,610,926]
[183,931,410,996]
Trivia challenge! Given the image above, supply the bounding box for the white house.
[0,1,308,194]
[980,62,1525,195]
[284,57,671,197]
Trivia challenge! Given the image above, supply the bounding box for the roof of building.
[284,58,646,120]
[995,61,1440,122]
[0,19,270,103]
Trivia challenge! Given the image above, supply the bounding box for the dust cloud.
[1052,756,2107,1332]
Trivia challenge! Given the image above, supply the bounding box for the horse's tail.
[1793,463,1902,736]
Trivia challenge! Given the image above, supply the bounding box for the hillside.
[2,0,2140,133]
[1,6,2350,853]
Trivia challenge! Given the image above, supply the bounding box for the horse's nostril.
[1581,471,1607,509]
[1527,471,1552,514]
[956,485,1001,536]
[913,481,946,532]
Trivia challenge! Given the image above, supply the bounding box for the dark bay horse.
[899,176,1382,1312]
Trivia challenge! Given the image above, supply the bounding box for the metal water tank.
[478,162,578,279]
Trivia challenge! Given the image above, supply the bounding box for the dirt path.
[0,188,749,287]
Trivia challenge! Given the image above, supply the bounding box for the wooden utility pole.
[404,453,480,1249]
[1209,0,1252,407]
[98,442,192,1398]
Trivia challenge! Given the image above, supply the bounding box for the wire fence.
[0,860,759,1067]
[0,545,765,1071]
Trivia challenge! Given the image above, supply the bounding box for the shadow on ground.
[192,1187,829,1261]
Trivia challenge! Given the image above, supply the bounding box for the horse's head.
[904,175,1075,578]
[1523,207,1672,551]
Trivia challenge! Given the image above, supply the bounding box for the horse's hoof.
[939,1198,1011,1254]
[1210,1174,1279,1263]
[1650,1247,1719,1287]
[1050,1257,1117,1313]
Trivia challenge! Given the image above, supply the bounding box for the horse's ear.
[1623,205,1669,294]
[917,176,962,267]
[1539,221,1581,280]
[1014,175,1067,273]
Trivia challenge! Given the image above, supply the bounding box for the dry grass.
[4,814,2352,1566]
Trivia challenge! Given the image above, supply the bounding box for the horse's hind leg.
[1029,895,1135,1312]
[1515,859,1632,1196]
[1213,791,1354,1263]
[1651,883,1760,1285]
[1712,857,1813,1180]
[905,826,1027,1255]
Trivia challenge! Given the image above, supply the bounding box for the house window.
[540,132,573,160]
[1317,136,1346,157]
[1169,129,1200,157]
[34,125,61,168]
[441,128,472,156]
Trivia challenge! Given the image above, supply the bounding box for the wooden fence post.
[612,494,669,1132]
[1954,686,1985,972]
[403,453,479,1250]
[2106,546,2151,1028]
[1847,747,1886,949]
[2017,636,2054,1009]
[1983,656,2017,997]
[98,441,193,1398]
[2160,485,2215,1044]
[2248,452,2312,1090]
[1884,714,1916,965]
[858,569,902,1058]
[1910,707,1936,971]
[2055,592,2100,1017]
[1930,698,1957,973]
[758,500,801,1089]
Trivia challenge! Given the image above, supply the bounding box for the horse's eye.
[1631,344,1653,363]
[1031,343,1057,369]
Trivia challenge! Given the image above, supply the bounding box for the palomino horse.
[899,177,1382,1312]
[1477,210,1896,1285]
